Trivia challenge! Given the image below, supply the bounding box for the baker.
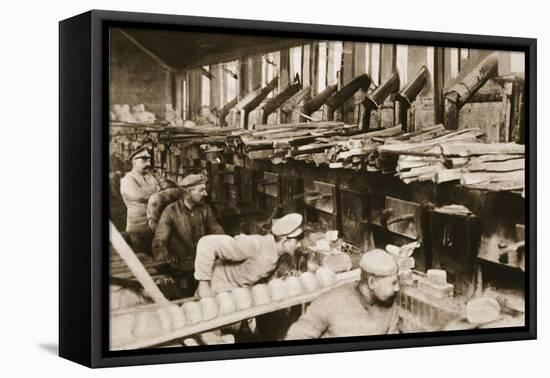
[285,249,401,340]
[194,213,304,298]
[152,173,224,293]
[119,146,159,232]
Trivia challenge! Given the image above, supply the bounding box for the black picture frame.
[59,9,536,368]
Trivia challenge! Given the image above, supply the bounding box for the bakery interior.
[108,27,527,350]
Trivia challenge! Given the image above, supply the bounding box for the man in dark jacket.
[152,174,224,295]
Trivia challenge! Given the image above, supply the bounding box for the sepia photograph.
[107,25,528,352]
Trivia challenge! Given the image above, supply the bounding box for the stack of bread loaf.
[111,269,339,347]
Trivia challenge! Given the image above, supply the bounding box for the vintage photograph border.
[59,9,536,368]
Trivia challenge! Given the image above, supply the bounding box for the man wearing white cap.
[152,174,224,290]
[285,249,400,340]
[194,213,304,297]
[120,146,159,232]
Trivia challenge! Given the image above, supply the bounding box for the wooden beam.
[280,48,291,89]
[311,42,319,95]
[326,73,371,120]
[433,47,445,125]
[118,29,175,72]
[109,221,169,305]
[210,64,223,112]
[380,44,396,81]
[302,44,311,88]
[261,82,301,123]
[301,84,338,120]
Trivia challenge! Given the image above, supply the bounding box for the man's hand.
[155,253,178,265]
[198,280,215,298]
[166,255,179,264]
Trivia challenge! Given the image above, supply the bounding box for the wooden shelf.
[111,269,361,350]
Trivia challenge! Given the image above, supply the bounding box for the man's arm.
[151,209,173,261]
[284,299,328,340]
[204,206,224,234]
[120,176,153,203]
[194,235,250,282]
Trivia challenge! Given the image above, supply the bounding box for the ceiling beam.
[118,29,176,73]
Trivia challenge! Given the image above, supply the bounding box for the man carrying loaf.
[194,213,304,297]
[285,249,401,340]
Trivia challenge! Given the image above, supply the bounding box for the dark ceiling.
[118,28,310,71]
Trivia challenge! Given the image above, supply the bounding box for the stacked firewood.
[226,121,359,162]
[373,126,525,191]
[154,121,525,193]
[374,125,485,179]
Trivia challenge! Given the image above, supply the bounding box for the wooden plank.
[398,164,440,179]
[354,42,367,75]
[380,44,396,82]
[461,170,524,185]
[209,63,224,112]
[188,69,203,121]
[280,48,291,89]
[302,44,311,88]
[407,46,431,97]
[433,47,445,125]
[440,143,524,157]
[434,168,463,183]
[472,154,524,163]
[464,180,524,192]
[111,269,361,350]
[408,127,449,142]
[247,149,276,160]
[468,158,524,172]
[109,221,169,305]
[387,124,444,142]
[255,121,344,131]
[350,125,402,140]
[118,29,175,72]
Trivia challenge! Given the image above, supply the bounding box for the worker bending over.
[194,213,304,297]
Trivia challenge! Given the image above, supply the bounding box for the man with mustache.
[152,173,224,295]
[285,249,401,340]
[119,146,159,233]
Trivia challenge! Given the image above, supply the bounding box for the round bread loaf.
[156,307,172,332]
[284,276,303,297]
[133,311,162,337]
[166,304,186,329]
[300,272,320,292]
[181,301,203,325]
[315,267,337,287]
[119,289,145,309]
[232,287,253,310]
[200,331,223,345]
[200,297,219,320]
[251,284,271,306]
[221,334,236,344]
[216,291,237,315]
[466,297,501,324]
[268,279,288,301]
[110,289,121,311]
[183,338,199,347]
[322,253,352,273]
[110,313,135,343]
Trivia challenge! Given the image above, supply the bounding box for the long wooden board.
[109,221,169,305]
[111,269,361,350]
